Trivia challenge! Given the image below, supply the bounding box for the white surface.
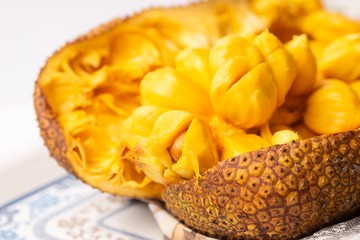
[0,101,66,205]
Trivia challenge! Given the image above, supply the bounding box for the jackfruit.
[33,0,360,239]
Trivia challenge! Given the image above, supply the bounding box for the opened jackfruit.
[34,0,360,239]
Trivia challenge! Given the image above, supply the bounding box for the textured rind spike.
[34,83,75,175]
[163,130,360,240]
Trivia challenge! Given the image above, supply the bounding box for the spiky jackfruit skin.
[163,130,360,239]
[34,84,75,175]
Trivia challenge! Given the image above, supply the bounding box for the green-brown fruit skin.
[163,130,360,240]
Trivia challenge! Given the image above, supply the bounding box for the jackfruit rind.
[163,129,360,239]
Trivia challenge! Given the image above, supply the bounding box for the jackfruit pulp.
[36,0,360,199]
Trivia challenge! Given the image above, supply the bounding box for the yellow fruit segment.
[121,105,169,149]
[220,130,269,160]
[320,34,360,81]
[286,34,317,96]
[209,34,264,74]
[140,67,213,115]
[301,10,360,41]
[253,30,296,105]
[211,58,278,128]
[351,80,360,97]
[133,110,218,184]
[304,79,360,134]
[271,130,300,145]
[175,48,212,93]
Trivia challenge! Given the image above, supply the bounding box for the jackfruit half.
[34,0,360,239]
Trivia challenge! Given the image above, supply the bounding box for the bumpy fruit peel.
[163,129,360,239]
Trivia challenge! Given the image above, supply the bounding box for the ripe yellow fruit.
[301,10,360,41]
[210,55,278,128]
[133,110,219,185]
[33,0,360,239]
[175,48,212,93]
[253,30,296,105]
[213,120,270,160]
[286,34,317,96]
[271,129,299,145]
[140,67,213,115]
[209,34,264,74]
[304,79,360,134]
[320,34,360,81]
[351,80,360,97]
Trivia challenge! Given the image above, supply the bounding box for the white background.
[0,0,359,204]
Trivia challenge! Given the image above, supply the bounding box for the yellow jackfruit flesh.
[252,30,296,105]
[131,31,310,183]
[209,34,284,128]
[286,34,318,96]
[351,80,360,97]
[301,10,360,42]
[320,34,360,81]
[304,79,360,134]
[133,110,218,184]
[271,129,300,145]
[35,0,360,206]
[140,67,213,115]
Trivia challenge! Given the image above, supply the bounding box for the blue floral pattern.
[0,175,162,240]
